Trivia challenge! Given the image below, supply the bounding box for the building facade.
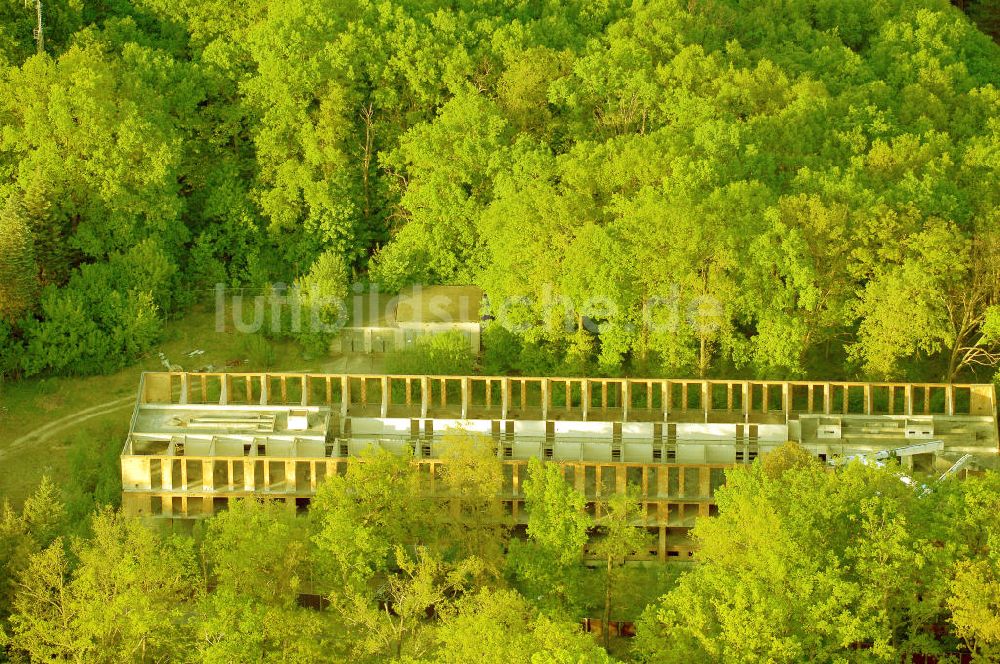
[121,371,998,560]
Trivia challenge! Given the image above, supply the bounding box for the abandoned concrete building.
[121,371,998,560]
[330,285,483,354]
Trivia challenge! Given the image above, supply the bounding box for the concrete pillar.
[461,377,469,419]
[582,380,590,421]
[782,383,790,423]
[162,457,173,491]
[947,386,955,416]
[662,381,670,421]
[824,383,832,414]
[341,376,349,419]
[501,377,509,420]
[301,376,309,406]
[220,375,228,405]
[541,378,549,421]
[260,375,269,406]
[742,382,750,423]
[286,461,296,492]
[381,376,389,418]
[702,382,709,423]
[179,374,189,404]
[623,381,630,422]
[905,384,914,416]
[659,526,667,562]
[421,377,430,419]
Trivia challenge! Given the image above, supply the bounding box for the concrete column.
[582,380,590,421]
[381,376,389,418]
[782,383,790,423]
[203,461,213,491]
[905,384,914,416]
[260,375,269,406]
[461,377,469,419]
[659,526,667,562]
[162,457,173,491]
[501,377,509,420]
[220,375,228,405]
[179,374,189,404]
[864,384,873,414]
[421,377,430,419]
[623,381,630,422]
[286,461,296,492]
[742,382,750,423]
[663,381,670,421]
[301,376,309,406]
[947,386,955,416]
[341,376,349,419]
[824,383,832,414]
[541,379,549,421]
[702,382,709,423]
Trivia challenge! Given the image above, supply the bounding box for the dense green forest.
[0,0,999,381]
[1,441,1000,662]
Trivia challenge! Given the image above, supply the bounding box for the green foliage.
[291,248,351,356]
[0,195,38,323]
[21,241,173,375]
[435,429,508,572]
[0,0,995,382]
[4,508,197,662]
[594,491,649,650]
[385,330,475,376]
[311,447,426,594]
[194,498,333,662]
[634,459,997,663]
[430,587,614,664]
[508,458,589,613]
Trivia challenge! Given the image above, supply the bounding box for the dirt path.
[0,362,350,464]
[0,396,136,462]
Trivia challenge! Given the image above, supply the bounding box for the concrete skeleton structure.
[121,371,998,560]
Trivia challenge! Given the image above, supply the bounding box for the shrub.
[385,330,474,375]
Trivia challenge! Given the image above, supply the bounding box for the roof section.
[392,285,483,325]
